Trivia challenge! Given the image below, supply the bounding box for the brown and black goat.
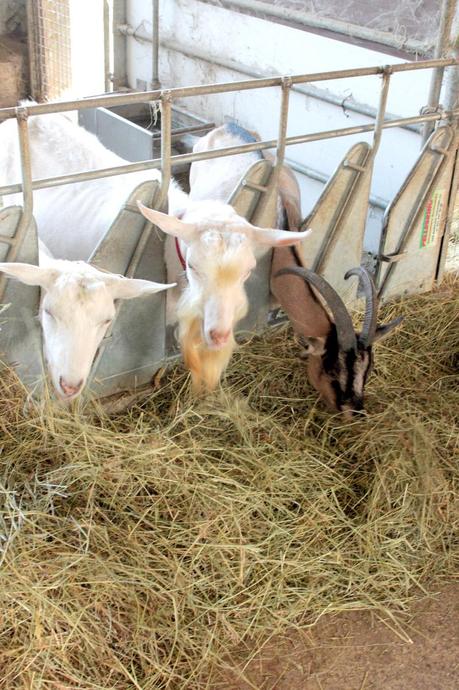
[270,163,402,414]
[271,250,403,415]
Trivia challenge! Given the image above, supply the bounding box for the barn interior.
[0,2,458,688]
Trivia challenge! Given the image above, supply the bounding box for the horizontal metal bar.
[198,0,432,57]
[343,160,367,172]
[379,252,407,262]
[122,24,423,133]
[0,57,457,121]
[1,108,453,198]
[422,0,456,143]
[242,180,268,192]
[149,122,215,139]
[156,36,422,133]
[0,110,454,197]
[285,158,388,211]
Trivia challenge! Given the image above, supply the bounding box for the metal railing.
[0,56,458,232]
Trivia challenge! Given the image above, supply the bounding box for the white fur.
[139,125,310,390]
[0,244,175,401]
[0,114,307,394]
[0,111,188,261]
[0,111,182,399]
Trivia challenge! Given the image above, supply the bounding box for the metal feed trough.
[0,56,458,403]
[78,102,215,178]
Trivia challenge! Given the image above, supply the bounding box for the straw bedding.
[0,276,457,689]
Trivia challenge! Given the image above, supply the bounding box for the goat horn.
[275,266,357,352]
[345,266,378,347]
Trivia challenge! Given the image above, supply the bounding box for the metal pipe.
[158,91,172,209]
[119,18,420,130]
[149,122,215,139]
[0,112,34,300]
[255,77,291,222]
[26,0,39,100]
[197,0,431,57]
[274,79,290,172]
[312,72,391,273]
[443,4,459,112]
[112,0,127,90]
[370,69,391,157]
[16,114,34,222]
[422,0,457,143]
[103,0,112,92]
[155,36,421,133]
[0,110,453,198]
[285,158,388,210]
[0,57,456,121]
[152,0,160,88]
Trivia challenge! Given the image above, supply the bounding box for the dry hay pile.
[0,277,457,689]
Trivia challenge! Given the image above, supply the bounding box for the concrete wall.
[124,0,439,252]
[0,0,26,36]
[0,0,28,106]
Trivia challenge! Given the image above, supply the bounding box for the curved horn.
[345,266,378,347]
[275,266,357,352]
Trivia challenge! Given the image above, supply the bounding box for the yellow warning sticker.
[420,189,444,248]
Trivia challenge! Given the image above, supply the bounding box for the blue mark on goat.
[224,122,263,158]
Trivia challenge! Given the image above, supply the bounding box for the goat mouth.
[56,389,81,403]
[341,404,367,419]
[206,341,229,351]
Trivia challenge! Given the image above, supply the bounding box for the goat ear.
[249,226,312,247]
[137,201,197,242]
[372,315,404,343]
[0,262,58,290]
[108,276,176,300]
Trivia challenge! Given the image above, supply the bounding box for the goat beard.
[178,313,235,393]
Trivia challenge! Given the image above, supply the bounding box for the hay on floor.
[0,276,457,689]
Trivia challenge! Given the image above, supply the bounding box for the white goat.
[0,110,188,261]
[0,111,182,400]
[138,123,311,391]
[0,114,308,394]
[0,241,174,401]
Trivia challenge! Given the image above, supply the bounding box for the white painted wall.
[125,0,439,251]
[69,0,105,97]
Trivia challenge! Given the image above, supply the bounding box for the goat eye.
[44,309,55,319]
[101,318,113,327]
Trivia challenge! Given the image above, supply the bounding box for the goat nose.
[59,376,83,397]
[209,329,231,346]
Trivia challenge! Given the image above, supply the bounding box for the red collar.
[175,237,187,271]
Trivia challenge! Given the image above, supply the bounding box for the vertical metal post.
[0,111,34,300]
[152,0,160,89]
[314,70,390,276]
[103,0,112,93]
[112,0,127,90]
[253,77,291,224]
[26,0,39,100]
[422,0,457,144]
[370,69,391,157]
[158,91,172,210]
[14,111,34,240]
[443,3,459,112]
[273,77,291,174]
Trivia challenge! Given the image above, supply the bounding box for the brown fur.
[270,163,332,340]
